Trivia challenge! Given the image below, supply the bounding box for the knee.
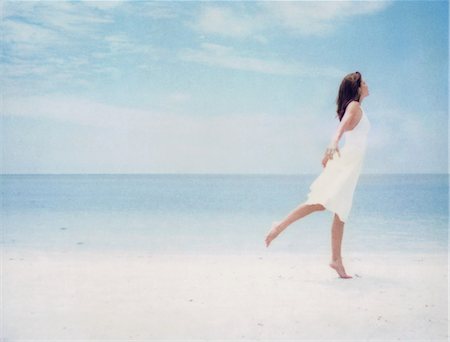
[307,203,325,211]
[334,213,344,223]
[316,204,326,211]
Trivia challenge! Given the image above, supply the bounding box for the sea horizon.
[2,172,448,175]
[2,173,447,255]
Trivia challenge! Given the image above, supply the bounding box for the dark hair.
[336,71,362,121]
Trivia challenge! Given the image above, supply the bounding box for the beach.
[2,0,448,339]
[2,174,448,340]
[3,248,447,340]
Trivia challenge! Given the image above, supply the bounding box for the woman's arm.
[322,103,360,167]
[329,103,360,146]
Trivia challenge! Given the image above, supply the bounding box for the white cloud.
[2,1,115,51]
[1,2,164,93]
[3,94,446,174]
[82,0,124,10]
[2,94,335,174]
[192,1,392,38]
[132,2,181,19]
[102,34,160,57]
[3,95,156,129]
[3,1,113,34]
[1,2,111,82]
[192,6,264,38]
[179,43,344,77]
[2,20,59,46]
[362,107,447,174]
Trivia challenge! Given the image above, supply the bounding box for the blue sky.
[1,0,448,174]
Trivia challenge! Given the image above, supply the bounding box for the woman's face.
[359,79,369,98]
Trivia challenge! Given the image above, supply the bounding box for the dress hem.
[303,199,347,223]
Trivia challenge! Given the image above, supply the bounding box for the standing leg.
[329,213,352,278]
[265,202,325,247]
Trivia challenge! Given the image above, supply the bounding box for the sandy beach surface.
[2,248,448,340]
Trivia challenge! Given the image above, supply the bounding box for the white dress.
[303,108,371,223]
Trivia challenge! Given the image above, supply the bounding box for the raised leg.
[329,213,352,278]
[265,202,325,247]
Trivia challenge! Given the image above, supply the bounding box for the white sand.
[2,248,448,340]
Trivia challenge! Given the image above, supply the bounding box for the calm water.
[1,174,448,254]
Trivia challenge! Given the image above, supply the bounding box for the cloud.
[130,1,182,19]
[3,1,113,34]
[1,1,112,85]
[1,1,165,93]
[3,94,446,174]
[263,1,392,35]
[100,33,160,57]
[192,1,392,38]
[363,107,447,174]
[82,0,125,10]
[2,20,59,46]
[179,43,344,77]
[2,94,334,174]
[192,5,264,38]
[2,95,159,129]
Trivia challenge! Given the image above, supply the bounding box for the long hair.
[336,71,362,121]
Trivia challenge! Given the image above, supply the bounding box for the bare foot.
[329,259,353,279]
[265,221,282,247]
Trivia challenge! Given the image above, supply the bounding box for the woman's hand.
[322,142,340,168]
[321,155,328,168]
[321,154,330,168]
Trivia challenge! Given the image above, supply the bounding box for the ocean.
[1,174,448,255]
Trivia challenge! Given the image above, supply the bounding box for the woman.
[264,71,371,279]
